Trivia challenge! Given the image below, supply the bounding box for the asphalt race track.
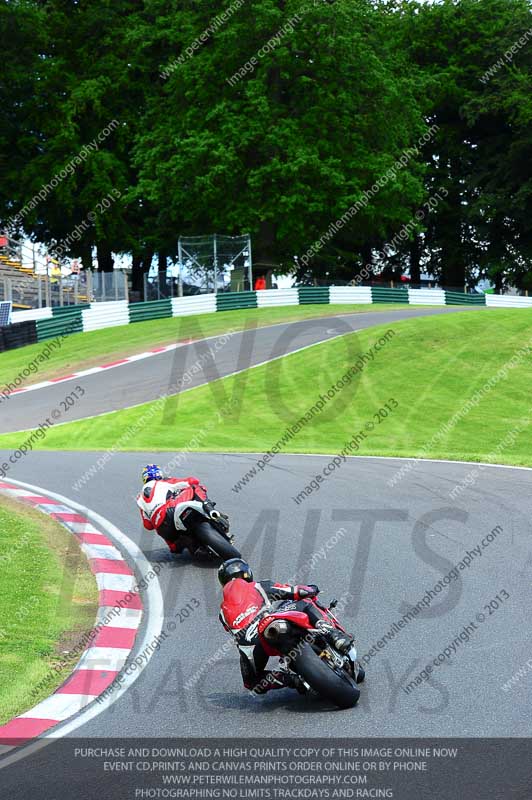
[1,303,530,748]
[1,306,475,433]
[2,449,531,739]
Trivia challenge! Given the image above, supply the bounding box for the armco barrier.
[11,307,53,324]
[171,295,217,316]
[445,291,486,306]
[216,291,257,311]
[371,286,409,303]
[485,294,532,308]
[11,305,90,325]
[7,286,532,348]
[81,300,129,332]
[256,288,299,307]
[298,286,330,304]
[129,298,172,323]
[408,288,446,306]
[52,304,91,315]
[36,307,84,341]
[0,320,38,352]
[329,286,372,304]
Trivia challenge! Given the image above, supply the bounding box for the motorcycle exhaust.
[209,509,221,520]
[263,620,289,641]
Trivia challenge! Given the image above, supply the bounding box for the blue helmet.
[142,464,163,484]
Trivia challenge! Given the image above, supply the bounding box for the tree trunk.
[410,233,421,286]
[441,235,466,289]
[131,253,143,292]
[439,158,466,290]
[96,242,114,272]
[79,241,93,272]
[158,251,168,272]
[131,249,154,294]
[360,242,373,275]
[253,221,277,288]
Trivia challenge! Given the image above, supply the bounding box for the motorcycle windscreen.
[221,579,267,630]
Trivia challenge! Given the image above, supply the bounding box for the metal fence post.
[213,233,218,295]
[177,238,184,297]
[247,234,253,292]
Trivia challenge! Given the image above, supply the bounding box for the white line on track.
[223,452,532,471]
[6,305,429,402]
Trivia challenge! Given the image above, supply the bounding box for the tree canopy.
[0,0,530,290]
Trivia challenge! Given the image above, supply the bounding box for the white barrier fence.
[171,295,217,316]
[256,288,299,307]
[329,286,373,304]
[81,300,129,332]
[7,290,532,344]
[11,307,53,323]
[485,294,532,308]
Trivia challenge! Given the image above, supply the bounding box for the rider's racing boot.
[252,671,306,695]
[285,674,308,694]
[316,621,353,655]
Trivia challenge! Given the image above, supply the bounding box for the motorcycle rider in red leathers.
[218,558,354,695]
[136,464,210,554]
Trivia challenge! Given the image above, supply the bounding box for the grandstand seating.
[0,243,88,309]
[0,251,42,309]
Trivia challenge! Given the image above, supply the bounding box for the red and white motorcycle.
[258,596,364,708]
[223,579,364,709]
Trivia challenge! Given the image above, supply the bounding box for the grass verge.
[0,303,415,390]
[1,309,530,469]
[0,494,98,724]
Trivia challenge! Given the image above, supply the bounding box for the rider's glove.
[297,584,319,599]
[203,498,218,517]
[203,499,230,533]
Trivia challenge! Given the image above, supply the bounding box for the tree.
[3,0,532,292]
[1,0,145,272]
[0,0,47,232]
[133,0,427,278]
[400,0,532,289]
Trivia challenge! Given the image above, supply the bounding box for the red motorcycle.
[256,596,364,709]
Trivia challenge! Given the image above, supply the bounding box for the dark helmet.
[218,558,253,586]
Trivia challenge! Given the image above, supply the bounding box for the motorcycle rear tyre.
[193,520,241,560]
[293,642,360,709]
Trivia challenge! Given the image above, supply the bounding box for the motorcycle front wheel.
[192,520,242,560]
[293,642,360,709]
